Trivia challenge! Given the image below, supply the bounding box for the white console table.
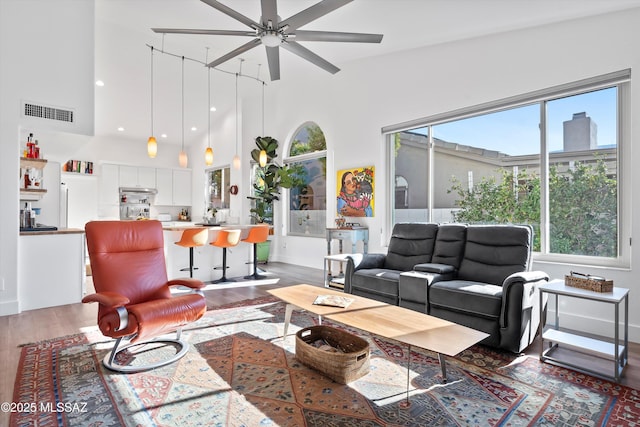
[539,279,629,382]
[325,227,369,289]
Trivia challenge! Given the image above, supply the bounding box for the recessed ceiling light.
[96,80,105,87]
[191,127,197,131]
[210,106,217,112]
[161,134,167,138]
[117,127,124,131]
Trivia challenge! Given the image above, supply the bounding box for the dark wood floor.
[1,262,638,426]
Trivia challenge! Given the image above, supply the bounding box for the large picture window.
[286,122,327,237]
[386,71,629,266]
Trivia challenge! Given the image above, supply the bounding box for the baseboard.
[0,298,20,316]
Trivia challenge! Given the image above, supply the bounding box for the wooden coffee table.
[269,284,488,393]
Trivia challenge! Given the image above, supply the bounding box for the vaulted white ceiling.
[94,0,640,146]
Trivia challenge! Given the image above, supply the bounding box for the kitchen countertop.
[162,224,270,232]
[20,228,85,236]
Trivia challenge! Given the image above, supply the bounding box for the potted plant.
[248,136,299,223]
[248,136,301,262]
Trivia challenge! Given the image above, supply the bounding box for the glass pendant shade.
[179,150,188,168]
[259,149,267,167]
[147,136,157,158]
[205,147,213,165]
[233,154,241,170]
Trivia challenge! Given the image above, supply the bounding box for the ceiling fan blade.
[206,38,262,68]
[152,28,256,37]
[292,30,383,43]
[279,0,352,31]
[281,40,339,74]
[261,0,278,27]
[201,0,261,29]
[265,46,280,81]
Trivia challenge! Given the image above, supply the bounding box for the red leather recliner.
[82,220,207,372]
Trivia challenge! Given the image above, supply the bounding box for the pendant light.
[204,48,213,165]
[232,70,241,170]
[179,56,188,168]
[258,76,267,167]
[147,46,157,158]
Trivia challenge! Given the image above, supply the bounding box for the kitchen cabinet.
[99,163,120,205]
[173,169,192,206]
[119,165,156,188]
[155,168,173,205]
[156,168,192,206]
[19,230,86,310]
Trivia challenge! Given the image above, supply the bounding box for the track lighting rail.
[145,43,267,85]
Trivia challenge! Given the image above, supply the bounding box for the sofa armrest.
[503,270,550,288]
[414,263,456,274]
[498,271,549,352]
[344,253,387,293]
[349,253,387,271]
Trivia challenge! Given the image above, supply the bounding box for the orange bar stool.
[210,229,241,283]
[243,225,270,280]
[175,228,209,278]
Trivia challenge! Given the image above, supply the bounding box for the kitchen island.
[18,228,86,311]
[162,224,267,282]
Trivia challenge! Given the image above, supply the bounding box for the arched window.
[285,122,327,236]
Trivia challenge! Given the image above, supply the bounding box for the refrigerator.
[60,173,98,229]
[35,161,98,229]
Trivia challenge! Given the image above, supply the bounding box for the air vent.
[23,102,74,123]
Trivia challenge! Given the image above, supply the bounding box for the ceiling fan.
[152,0,383,81]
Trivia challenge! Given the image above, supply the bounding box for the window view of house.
[286,123,327,236]
[391,86,619,260]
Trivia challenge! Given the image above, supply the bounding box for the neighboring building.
[394,113,616,221]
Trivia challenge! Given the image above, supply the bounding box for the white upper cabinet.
[119,166,156,188]
[155,168,173,206]
[118,165,138,187]
[172,169,192,206]
[99,164,119,205]
[138,167,156,188]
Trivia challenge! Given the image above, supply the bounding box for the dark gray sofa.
[344,222,549,353]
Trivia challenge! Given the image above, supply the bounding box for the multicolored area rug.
[11,296,640,426]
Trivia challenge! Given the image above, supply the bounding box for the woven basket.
[565,275,613,293]
[295,325,370,384]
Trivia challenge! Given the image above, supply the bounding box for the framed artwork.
[336,166,375,217]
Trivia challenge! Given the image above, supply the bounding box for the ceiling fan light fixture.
[261,31,283,47]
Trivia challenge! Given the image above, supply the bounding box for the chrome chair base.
[103,331,189,373]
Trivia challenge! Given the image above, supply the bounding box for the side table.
[323,253,353,289]
[538,279,629,382]
[325,227,369,282]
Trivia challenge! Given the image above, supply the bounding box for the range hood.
[119,187,158,195]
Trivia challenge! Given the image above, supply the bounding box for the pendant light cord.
[181,56,185,151]
[207,53,211,149]
[235,72,239,153]
[150,46,154,135]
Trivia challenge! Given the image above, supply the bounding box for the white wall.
[270,8,640,342]
[0,0,95,315]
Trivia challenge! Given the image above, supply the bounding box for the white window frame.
[383,70,631,268]
[284,122,328,238]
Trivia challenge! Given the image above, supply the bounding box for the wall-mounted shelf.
[20,157,48,169]
[20,157,48,200]
[20,188,47,201]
